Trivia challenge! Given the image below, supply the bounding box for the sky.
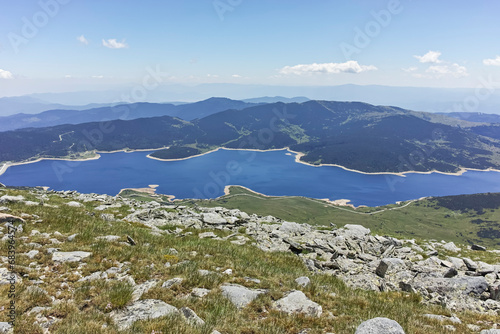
[1,0,500,97]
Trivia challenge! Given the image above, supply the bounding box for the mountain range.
[1,100,499,173]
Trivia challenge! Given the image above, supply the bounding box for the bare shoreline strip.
[2,145,500,178]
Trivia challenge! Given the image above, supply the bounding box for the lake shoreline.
[2,145,500,178]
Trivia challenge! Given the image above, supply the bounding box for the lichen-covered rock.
[220,283,266,308]
[111,299,179,330]
[355,317,405,334]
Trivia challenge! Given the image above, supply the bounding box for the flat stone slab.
[272,290,322,317]
[110,299,178,330]
[52,251,92,263]
[0,213,25,224]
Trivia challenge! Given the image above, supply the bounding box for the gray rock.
[444,268,458,278]
[65,201,83,207]
[442,242,460,253]
[376,258,406,278]
[355,317,405,334]
[472,244,487,251]
[199,231,218,239]
[131,279,158,302]
[423,314,461,324]
[95,235,121,242]
[180,307,205,326]
[25,250,39,259]
[191,288,210,298]
[127,235,136,245]
[67,233,78,241]
[295,276,311,287]
[110,299,179,330]
[0,322,13,334]
[201,213,227,225]
[0,213,25,224]
[480,330,500,334]
[272,290,322,317]
[220,283,266,309]
[0,195,24,204]
[162,277,183,288]
[52,251,91,263]
[341,224,371,239]
[462,258,478,271]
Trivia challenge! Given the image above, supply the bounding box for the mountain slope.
[1,100,500,173]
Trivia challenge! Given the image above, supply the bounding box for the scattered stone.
[223,268,233,275]
[66,201,83,207]
[0,322,13,334]
[443,325,456,332]
[110,299,179,330]
[472,244,487,251]
[127,235,136,246]
[272,290,322,317]
[444,268,458,278]
[25,250,39,259]
[442,242,461,253]
[67,233,78,241]
[52,251,91,263]
[376,258,406,278]
[341,224,371,239]
[191,288,210,298]
[423,314,461,324]
[220,284,266,309]
[0,195,24,204]
[199,231,218,238]
[480,330,500,334]
[295,276,311,287]
[355,317,405,334]
[162,277,183,288]
[95,235,121,242]
[0,213,25,224]
[180,307,205,326]
[463,258,478,271]
[131,279,158,302]
[201,213,227,225]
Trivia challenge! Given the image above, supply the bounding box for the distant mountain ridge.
[1,100,499,173]
[0,98,260,132]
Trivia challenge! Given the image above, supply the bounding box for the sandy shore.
[222,184,279,198]
[0,154,101,176]
[118,184,160,196]
[145,145,500,176]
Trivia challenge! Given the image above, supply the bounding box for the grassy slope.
[0,187,498,334]
[171,186,500,248]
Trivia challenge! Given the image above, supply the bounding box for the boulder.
[65,201,83,207]
[201,213,227,225]
[480,330,500,334]
[341,224,371,239]
[52,251,91,263]
[95,235,121,242]
[355,317,405,334]
[131,279,158,302]
[199,232,218,239]
[220,283,266,309]
[472,244,487,251]
[110,299,179,330]
[0,195,24,204]
[442,242,460,253]
[272,290,322,317]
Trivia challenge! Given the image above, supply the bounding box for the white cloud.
[402,66,418,72]
[77,35,88,45]
[232,74,242,78]
[426,63,468,78]
[64,74,72,78]
[92,75,104,79]
[414,50,442,64]
[102,38,128,49]
[279,61,377,75]
[483,56,500,66]
[0,69,13,79]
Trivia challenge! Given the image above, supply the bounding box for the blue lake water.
[1,149,500,207]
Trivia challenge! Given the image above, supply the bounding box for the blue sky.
[1,0,500,96]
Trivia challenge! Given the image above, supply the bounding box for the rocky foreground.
[0,187,499,333]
